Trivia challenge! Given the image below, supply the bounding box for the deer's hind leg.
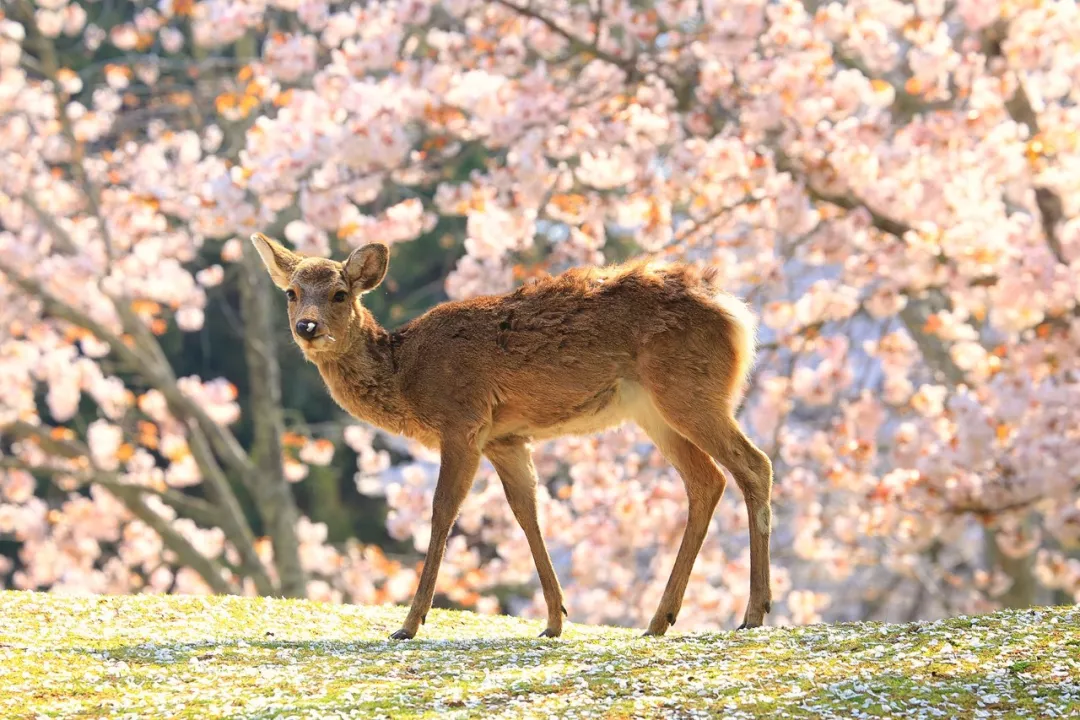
[641,366,774,631]
[636,408,728,637]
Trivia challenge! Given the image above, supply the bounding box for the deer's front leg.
[485,438,566,638]
[391,438,481,640]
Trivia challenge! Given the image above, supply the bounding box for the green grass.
[0,591,1077,718]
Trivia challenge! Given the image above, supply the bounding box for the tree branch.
[3,412,278,595]
[235,232,306,597]
[184,422,278,596]
[3,458,225,529]
[12,2,267,508]
[18,192,80,255]
[5,20,301,598]
[897,298,967,386]
[650,194,760,257]
[0,255,269,502]
[0,453,238,595]
[980,21,1069,266]
[489,0,639,79]
[0,257,284,593]
[1,423,224,528]
[116,486,240,595]
[0,257,152,371]
[14,0,116,269]
[773,150,916,239]
[771,150,970,386]
[224,32,306,599]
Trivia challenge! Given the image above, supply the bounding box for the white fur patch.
[755,505,772,535]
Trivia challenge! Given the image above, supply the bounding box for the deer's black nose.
[295,319,319,340]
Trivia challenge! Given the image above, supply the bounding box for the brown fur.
[251,233,774,639]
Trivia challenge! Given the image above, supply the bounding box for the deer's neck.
[313,310,414,438]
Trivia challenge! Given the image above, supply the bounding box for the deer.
[250,232,773,641]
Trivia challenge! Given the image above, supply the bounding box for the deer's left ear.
[250,233,301,290]
[342,243,389,293]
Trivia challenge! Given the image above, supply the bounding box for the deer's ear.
[250,233,300,290]
[342,243,389,293]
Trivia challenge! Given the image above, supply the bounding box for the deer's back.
[395,260,738,440]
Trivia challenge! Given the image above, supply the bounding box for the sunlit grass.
[0,590,1077,718]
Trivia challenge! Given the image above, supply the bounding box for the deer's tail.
[710,290,758,414]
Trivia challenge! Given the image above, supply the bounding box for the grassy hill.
[0,591,1076,718]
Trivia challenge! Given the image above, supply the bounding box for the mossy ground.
[0,590,1077,719]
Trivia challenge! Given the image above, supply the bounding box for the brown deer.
[251,232,773,640]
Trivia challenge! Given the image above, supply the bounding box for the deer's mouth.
[297,334,337,351]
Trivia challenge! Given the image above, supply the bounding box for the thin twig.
[490,0,639,79]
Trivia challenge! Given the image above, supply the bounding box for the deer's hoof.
[390,628,415,641]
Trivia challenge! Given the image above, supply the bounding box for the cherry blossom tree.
[2,0,1079,630]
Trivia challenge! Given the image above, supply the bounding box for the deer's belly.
[493,381,650,442]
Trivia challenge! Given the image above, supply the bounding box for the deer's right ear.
[250,233,300,290]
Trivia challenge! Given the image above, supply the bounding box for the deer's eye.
[332,290,348,303]
[286,289,297,302]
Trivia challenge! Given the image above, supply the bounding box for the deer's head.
[250,233,389,357]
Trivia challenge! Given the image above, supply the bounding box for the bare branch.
[235,233,306,597]
[0,257,151,370]
[0,453,238,595]
[490,0,639,79]
[184,423,278,596]
[0,257,263,501]
[117,487,241,595]
[771,150,970,386]
[18,193,79,255]
[898,299,966,386]
[220,32,307,599]
[1,423,223,528]
[773,150,915,239]
[13,0,116,269]
[981,21,1069,266]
